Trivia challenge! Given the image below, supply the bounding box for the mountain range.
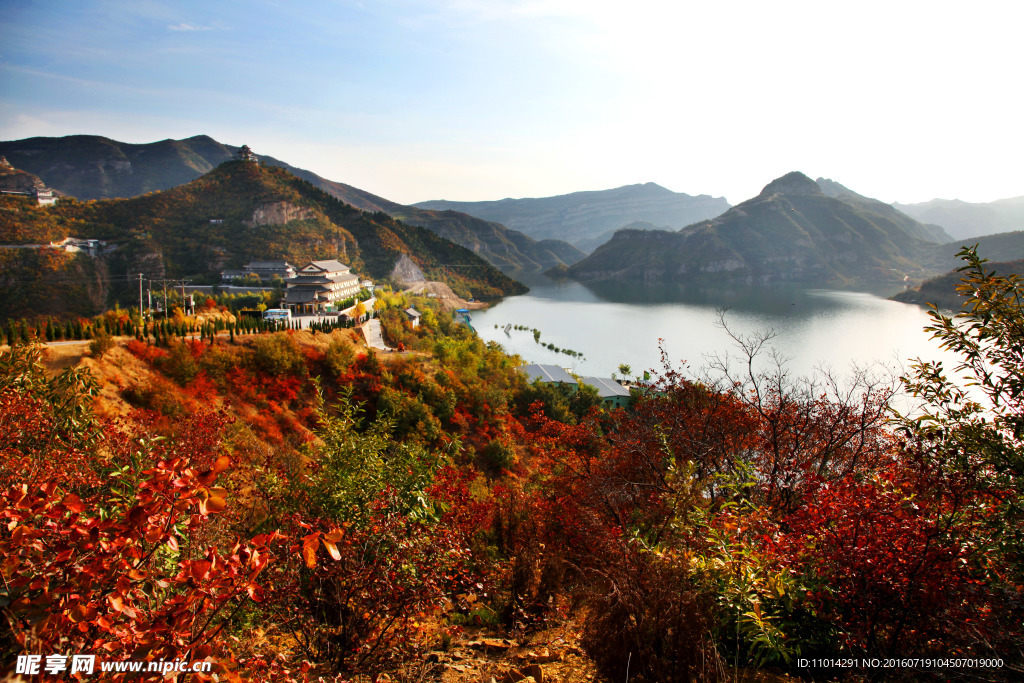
[4,134,1023,298]
[414,182,731,252]
[562,172,946,286]
[0,135,582,274]
[893,196,1024,240]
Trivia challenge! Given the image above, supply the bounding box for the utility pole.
[138,272,144,322]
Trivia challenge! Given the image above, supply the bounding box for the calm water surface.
[471,274,960,385]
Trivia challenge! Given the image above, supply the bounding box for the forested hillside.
[0,160,525,320]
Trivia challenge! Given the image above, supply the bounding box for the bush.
[324,338,356,379]
[88,330,115,358]
[480,438,516,475]
[121,378,186,418]
[158,339,199,385]
[581,549,721,683]
[250,332,306,377]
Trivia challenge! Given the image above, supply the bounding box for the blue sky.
[1,0,1021,205]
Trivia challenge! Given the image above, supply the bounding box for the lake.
[470,274,962,390]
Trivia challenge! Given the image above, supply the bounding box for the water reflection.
[511,272,905,316]
[475,273,952,384]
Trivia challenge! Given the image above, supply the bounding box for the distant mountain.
[0,160,525,320]
[563,172,938,286]
[0,135,232,199]
[0,135,580,273]
[893,196,1024,240]
[413,182,730,251]
[815,178,952,243]
[262,170,585,273]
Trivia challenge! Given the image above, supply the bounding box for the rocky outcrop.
[390,253,426,286]
[246,202,313,227]
[0,160,51,194]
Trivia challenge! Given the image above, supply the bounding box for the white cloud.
[168,23,215,31]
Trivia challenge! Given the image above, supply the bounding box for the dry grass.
[37,341,90,376]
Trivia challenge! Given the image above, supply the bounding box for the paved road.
[361,318,391,351]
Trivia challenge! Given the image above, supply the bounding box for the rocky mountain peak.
[759,171,822,197]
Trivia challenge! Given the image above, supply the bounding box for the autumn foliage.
[4,257,1024,681]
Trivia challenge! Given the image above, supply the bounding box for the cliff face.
[390,253,427,286]
[0,158,58,198]
[565,172,937,286]
[247,202,314,227]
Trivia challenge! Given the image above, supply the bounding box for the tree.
[617,363,632,379]
[902,246,1024,483]
[900,245,1024,585]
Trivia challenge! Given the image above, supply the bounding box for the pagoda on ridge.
[235,145,259,163]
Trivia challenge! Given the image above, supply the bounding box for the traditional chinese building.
[284,260,361,314]
[234,144,258,162]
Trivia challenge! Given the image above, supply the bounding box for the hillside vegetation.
[299,177,586,272]
[893,255,1024,310]
[0,160,525,320]
[3,252,1024,680]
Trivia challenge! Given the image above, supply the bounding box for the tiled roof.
[285,290,319,303]
[287,272,359,284]
[580,377,631,398]
[404,307,422,318]
[520,364,577,385]
[307,259,349,272]
[246,260,293,269]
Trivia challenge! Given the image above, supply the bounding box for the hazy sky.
[1,0,1021,205]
